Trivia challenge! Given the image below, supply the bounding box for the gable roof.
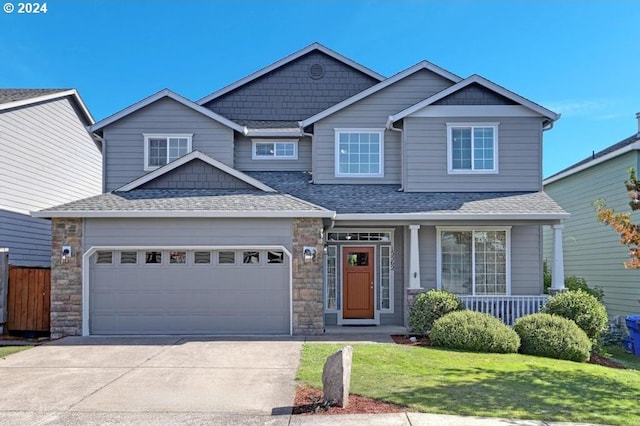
[0,88,94,124]
[196,42,386,106]
[299,61,463,128]
[544,133,640,185]
[116,150,276,192]
[90,89,245,134]
[388,74,559,126]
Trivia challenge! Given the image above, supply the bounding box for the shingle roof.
[0,89,70,105]
[34,189,329,217]
[545,133,640,180]
[248,172,567,216]
[234,119,300,129]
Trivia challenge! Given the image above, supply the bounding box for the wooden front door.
[342,247,374,319]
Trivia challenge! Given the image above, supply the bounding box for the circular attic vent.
[308,63,325,80]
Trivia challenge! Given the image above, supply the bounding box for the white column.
[551,224,566,290]
[409,224,421,289]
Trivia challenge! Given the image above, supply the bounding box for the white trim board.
[196,42,386,105]
[116,150,275,192]
[0,89,95,125]
[82,245,293,336]
[90,89,245,134]
[300,61,463,128]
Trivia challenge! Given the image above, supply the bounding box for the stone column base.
[405,288,426,327]
[548,288,568,296]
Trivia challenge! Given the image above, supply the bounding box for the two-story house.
[33,44,568,338]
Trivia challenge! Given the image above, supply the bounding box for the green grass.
[297,343,640,425]
[603,345,640,370]
[0,346,31,358]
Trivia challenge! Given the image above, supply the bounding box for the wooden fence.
[6,266,51,332]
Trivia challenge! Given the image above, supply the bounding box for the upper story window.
[252,139,298,160]
[447,123,498,174]
[334,129,384,177]
[143,133,192,171]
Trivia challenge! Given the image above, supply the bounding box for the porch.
[458,295,549,326]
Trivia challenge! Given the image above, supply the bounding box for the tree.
[594,167,640,269]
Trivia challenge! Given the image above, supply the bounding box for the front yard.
[297,343,640,425]
[0,346,31,358]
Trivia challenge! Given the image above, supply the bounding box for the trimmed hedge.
[514,313,592,362]
[430,310,520,354]
[542,290,608,342]
[408,290,464,335]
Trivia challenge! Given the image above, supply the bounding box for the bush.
[542,290,608,342]
[514,313,592,362]
[408,290,464,335]
[430,310,520,354]
[543,261,604,301]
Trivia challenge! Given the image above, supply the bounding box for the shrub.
[514,313,592,362]
[408,290,464,335]
[430,310,520,354]
[543,261,604,301]
[542,290,608,342]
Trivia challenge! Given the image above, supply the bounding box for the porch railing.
[458,295,549,326]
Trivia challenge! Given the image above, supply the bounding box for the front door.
[342,247,375,319]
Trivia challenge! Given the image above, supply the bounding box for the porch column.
[409,224,421,289]
[551,224,566,292]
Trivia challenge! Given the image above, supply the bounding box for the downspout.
[300,122,315,183]
[386,116,404,191]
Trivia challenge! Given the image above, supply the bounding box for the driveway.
[0,336,302,425]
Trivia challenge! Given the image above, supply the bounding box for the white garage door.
[89,248,289,335]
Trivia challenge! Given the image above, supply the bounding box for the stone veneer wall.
[51,218,83,337]
[292,218,324,334]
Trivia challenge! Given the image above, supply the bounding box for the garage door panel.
[89,249,289,335]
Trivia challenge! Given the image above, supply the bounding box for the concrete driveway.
[0,336,302,425]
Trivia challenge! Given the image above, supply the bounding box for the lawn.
[297,343,640,426]
[0,346,31,358]
[603,345,640,370]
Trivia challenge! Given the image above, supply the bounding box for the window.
[438,228,510,295]
[243,251,260,264]
[194,251,212,264]
[380,246,392,310]
[447,123,498,173]
[145,251,162,264]
[96,251,113,264]
[252,140,298,160]
[218,251,235,264]
[169,251,186,264]
[335,129,384,177]
[267,251,284,264]
[120,251,137,264]
[143,134,192,170]
[325,246,338,311]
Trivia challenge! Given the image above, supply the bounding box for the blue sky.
[1,1,638,177]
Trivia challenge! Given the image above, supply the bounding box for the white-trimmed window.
[143,133,192,170]
[335,129,384,177]
[325,246,338,311]
[447,123,498,173]
[437,227,510,295]
[252,139,298,160]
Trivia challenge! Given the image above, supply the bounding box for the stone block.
[322,346,353,407]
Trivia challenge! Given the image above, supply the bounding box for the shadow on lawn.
[390,363,640,424]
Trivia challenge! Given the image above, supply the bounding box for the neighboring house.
[543,114,640,320]
[33,43,567,337]
[0,89,101,266]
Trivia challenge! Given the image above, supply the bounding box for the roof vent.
[308,63,325,80]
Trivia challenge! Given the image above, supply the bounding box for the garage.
[88,247,290,335]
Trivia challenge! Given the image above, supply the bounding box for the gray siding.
[434,83,517,105]
[204,51,380,121]
[313,69,453,184]
[234,135,312,172]
[104,97,234,192]
[84,218,293,249]
[404,116,543,192]
[0,209,50,266]
[543,151,640,319]
[419,224,542,294]
[0,97,101,212]
[139,159,252,190]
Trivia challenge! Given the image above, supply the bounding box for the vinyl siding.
[139,159,253,190]
[312,69,453,184]
[0,209,50,266]
[103,97,234,192]
[84,218,293,249]
[543,151,640,319]
[420,224,542,294]
[404,116,543,192]
[234,135,312,172]
[0,97,101,212]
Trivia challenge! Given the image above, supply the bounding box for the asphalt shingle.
[0,89,70,105]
